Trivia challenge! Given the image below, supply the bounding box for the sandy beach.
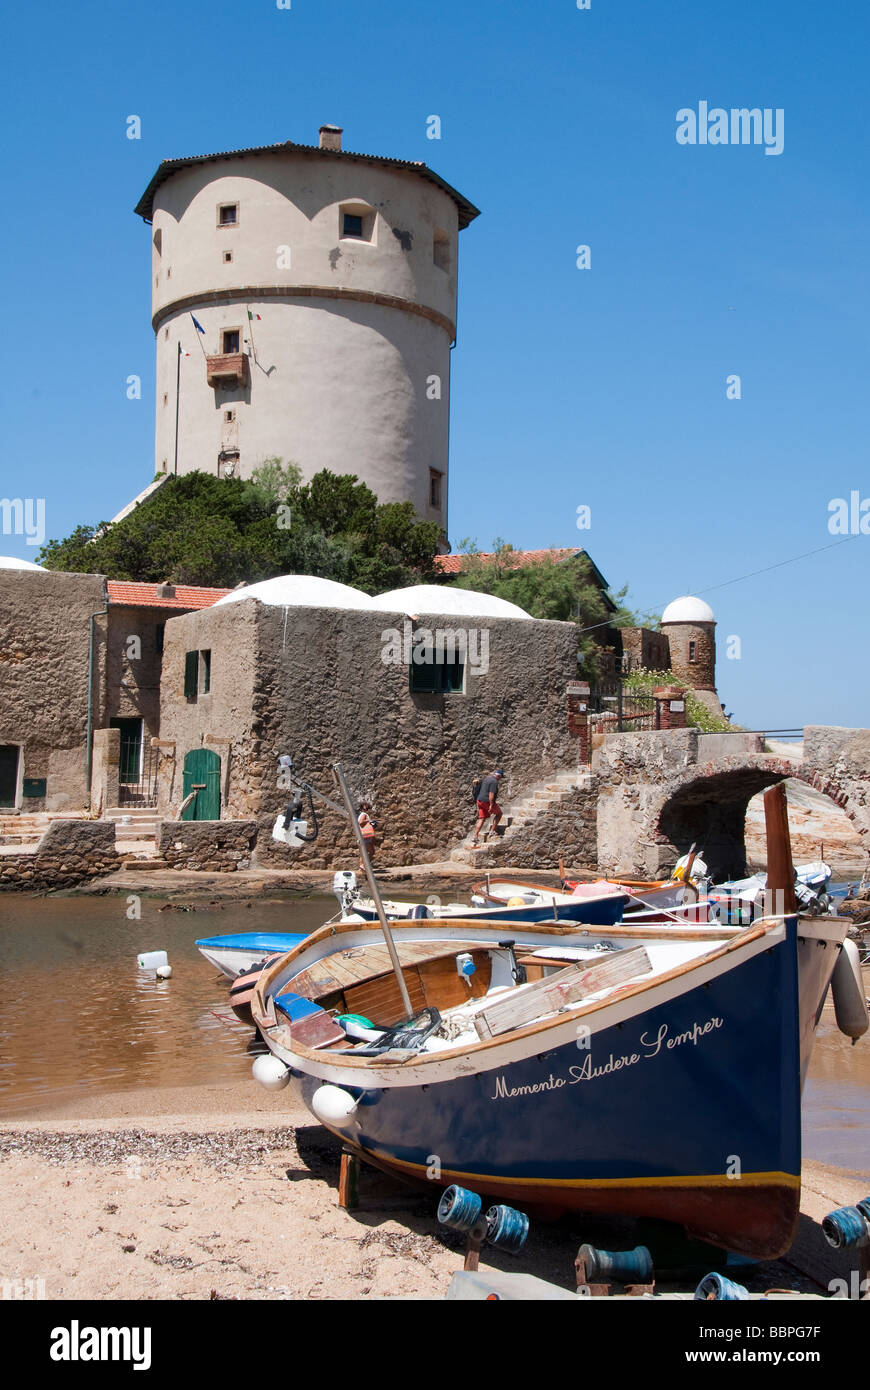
[1,1074,866,1301]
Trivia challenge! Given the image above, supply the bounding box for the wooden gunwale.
[251,916,779,1070]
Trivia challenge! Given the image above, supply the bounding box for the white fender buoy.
[831,940,870,1040]
[156,965,172,979]
[252,1054,291,1091]
[311,1084,359,1125]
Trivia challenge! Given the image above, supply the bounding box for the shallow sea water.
[0,892,868,1180]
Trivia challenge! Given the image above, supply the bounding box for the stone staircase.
[450,768,595,868]
[0,811,88,850]
[104,807,162,860]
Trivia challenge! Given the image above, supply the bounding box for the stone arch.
[653,755,870,880]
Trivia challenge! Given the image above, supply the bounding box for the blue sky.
[1,0,867,729]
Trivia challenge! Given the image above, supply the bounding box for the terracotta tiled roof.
[435,548,584,574]
[107,581,230,610]
[135,140,480,228]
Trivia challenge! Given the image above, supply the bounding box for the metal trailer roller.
[821,1201,870,1250]
[438,1185,483,1234]
[485,1205,529,1254]
[577,1243,654,1285]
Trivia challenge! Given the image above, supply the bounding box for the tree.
[448,542,622,679]
[38,467,443,593]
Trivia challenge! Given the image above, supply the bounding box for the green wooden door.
[181,748,221,820]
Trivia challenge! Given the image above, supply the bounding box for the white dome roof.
[0,555,44,570]
[371,584,533,620]
[661,595,715,624]
[214,574,375,610]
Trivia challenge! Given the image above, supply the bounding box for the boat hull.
[292,919,802,1258]
[350,895,627,927]
[196,932,308,978]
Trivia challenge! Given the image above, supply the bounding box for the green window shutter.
[445,659,465,693]
[409,661,439,693]
[184,650,199,698]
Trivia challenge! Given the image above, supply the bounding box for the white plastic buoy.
[155,965,172,979]
[831,940,870,1040]
[311,1084,359,1125]
[137,950,168,970]
[252,1054,290,1091]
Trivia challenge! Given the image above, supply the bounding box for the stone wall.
[158,820,258,871]
[0,819,118,891]
[471,782,599,870]
[595,730,781,878]
[156,601,579,869]
[802,726,870,848]
[620,627,670,673]
[661,620,716,692]
[0,570,107,811]
[156,603,260,820]
[105,605,167,741]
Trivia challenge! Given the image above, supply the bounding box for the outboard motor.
[333,870,359,915]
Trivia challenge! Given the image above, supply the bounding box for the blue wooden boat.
[196,931,308,978]
[250,911,817,1258]
[197,884,626,979]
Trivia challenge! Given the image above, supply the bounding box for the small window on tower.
[223,250,233,263]
[221,329,240,354]
[689,641,697,663]
[164,328,169,341]
[429,469,443,510]
[433,229,450,272]
[339,203,375,243]
[163,393,168,407]
[218,203,239,227]
[224,410,235,423]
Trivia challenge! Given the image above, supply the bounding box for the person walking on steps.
[472,769,505,845]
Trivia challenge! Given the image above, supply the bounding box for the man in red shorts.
[472,768,504,844]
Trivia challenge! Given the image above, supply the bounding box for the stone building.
[0,561,105,811]
[155,575,579,865]
[660,595,724,717]
[0,562,228,813]
[619,595,725,716]
[135,125,479,532]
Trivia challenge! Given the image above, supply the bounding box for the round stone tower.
[661,595,724,716]
[135,126,479,530]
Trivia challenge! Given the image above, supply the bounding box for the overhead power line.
[579,532,863,635]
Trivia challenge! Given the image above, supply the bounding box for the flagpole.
[190,312,208,360]
[246,305,258,365]
[173,341,181,476]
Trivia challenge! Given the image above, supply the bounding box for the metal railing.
[118,737,159,807]
[588,681,658,734]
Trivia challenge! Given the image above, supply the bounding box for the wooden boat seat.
[296,942,493,1028]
